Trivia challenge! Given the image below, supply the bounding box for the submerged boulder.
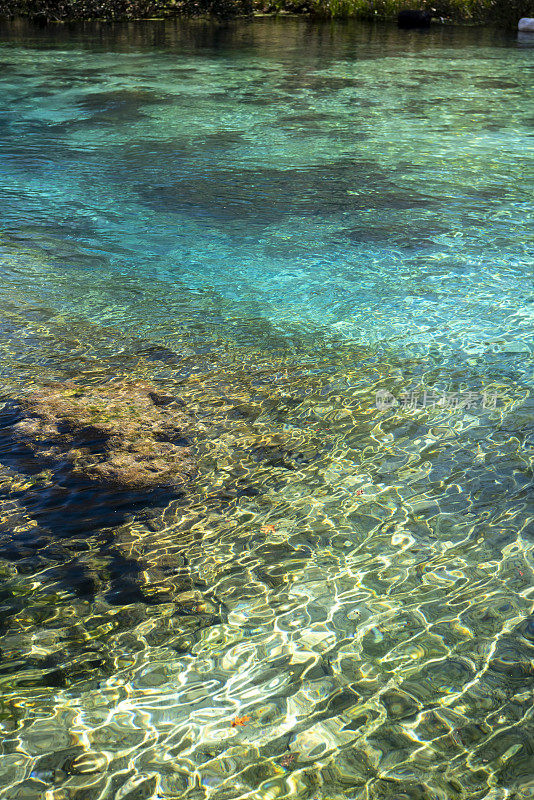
[397,10,432,28]
[12,380,197,490]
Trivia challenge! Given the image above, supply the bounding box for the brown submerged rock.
[13,380,197,490]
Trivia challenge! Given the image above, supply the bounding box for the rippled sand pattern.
[0,17,533,800]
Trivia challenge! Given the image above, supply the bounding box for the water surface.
[0,17,533,800]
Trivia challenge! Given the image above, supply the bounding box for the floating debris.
[280,753,298,767]
[261,524,277,534]
[231,715,251,727]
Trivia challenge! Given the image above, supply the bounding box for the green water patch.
[0,309,530,800]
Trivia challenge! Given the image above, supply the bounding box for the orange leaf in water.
[261,524,276,534]
[231,715,251,727]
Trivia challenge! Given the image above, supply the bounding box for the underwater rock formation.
[12,380,198,490]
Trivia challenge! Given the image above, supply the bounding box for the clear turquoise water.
[0,17,533,800]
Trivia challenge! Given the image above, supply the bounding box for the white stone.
[518,18,534,31]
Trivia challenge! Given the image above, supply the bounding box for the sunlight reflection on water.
[0,16,532,800]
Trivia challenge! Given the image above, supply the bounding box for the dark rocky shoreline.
[0,3,529,27]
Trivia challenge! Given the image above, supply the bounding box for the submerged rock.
[12,380,197,490]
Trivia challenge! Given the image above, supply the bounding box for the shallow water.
[0,16,533,800]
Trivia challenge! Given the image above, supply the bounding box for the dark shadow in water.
[0,17,517,60]
[0,400,185,606]
[136,158,436,229]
